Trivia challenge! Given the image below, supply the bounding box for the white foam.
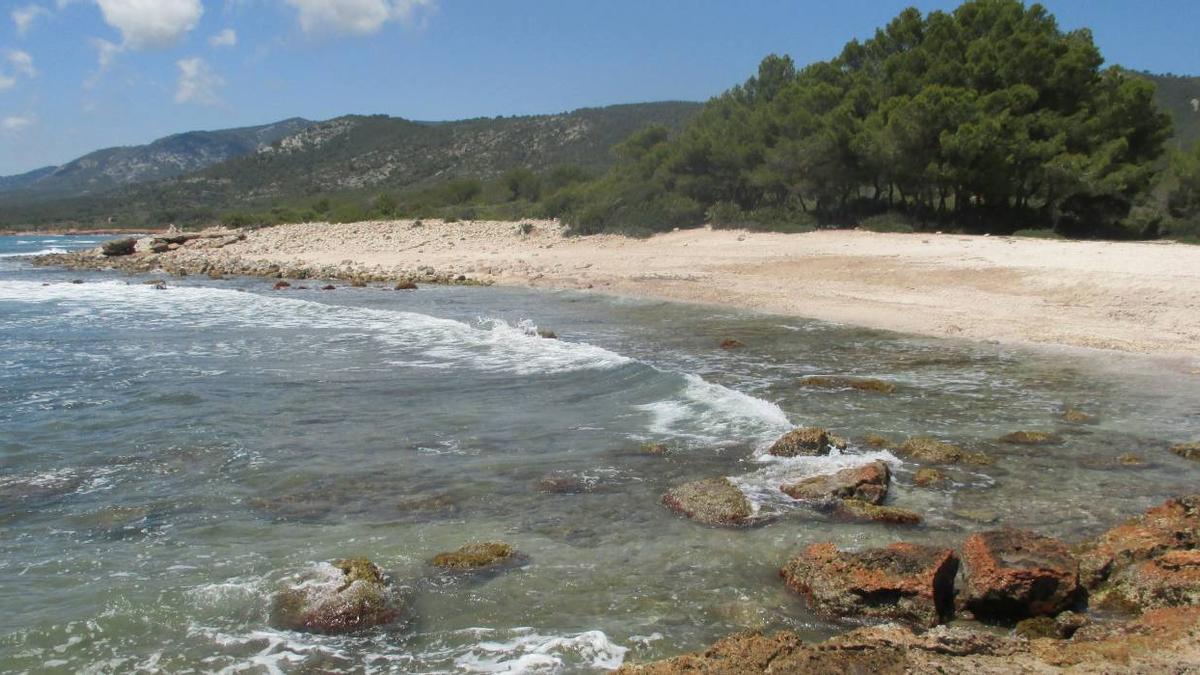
[638,374,793,445]
[454,628,628,673]
[0,247,68,258]
[0,280,632,376]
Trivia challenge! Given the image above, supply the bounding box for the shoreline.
[28,219,1200,367]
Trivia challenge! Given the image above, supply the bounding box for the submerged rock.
[767,427,833,457]
[999,431,1063,445]
[780,461,890,504]
[1170,442,1200,462]
[961,528,1082,621]
[1062,408,1095,424]
[535,473,593,494]
[897,437,992,465]
[836,499,922,525]
[272,281,291,290]
[862,433,893,449]
[719,338,745,349]
[271,558,402,634]
[799,375,896,394]
[661,477,756,527]
[780,542,958,627]
[640,442,671,456]
[913,467,947,487]
[431,542,516,570]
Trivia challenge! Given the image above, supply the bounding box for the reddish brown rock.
[662,477,757,527]
[961,528,1082,620]
[1076,494,1200,589]
[780,461,890,504]
[719,338,745,349]
[272,280,291,290]
[780,542,958,627]
[767,427,832,457]
[1093,549,1200,612]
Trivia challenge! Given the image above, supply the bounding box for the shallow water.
[1,235,1198,672]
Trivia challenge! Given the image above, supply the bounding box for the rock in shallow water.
[271,558,403,634]
[661,477,758,527]
[961,528,1082,621]
[897,437,992,465]
[798,375,896,394]
[835,499,923,525]
[780,542,958,627]
[431,542,517,570]
[999,431,1063,445]
[780,461,890,504]
[1170,442,1200,461]
[767,427,834,457]
[913,467,947,487]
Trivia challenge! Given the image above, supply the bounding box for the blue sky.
[1,0,1197,175]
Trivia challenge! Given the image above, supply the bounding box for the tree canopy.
[564,0,1173,237]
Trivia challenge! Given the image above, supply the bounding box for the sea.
[1,234,1198,672]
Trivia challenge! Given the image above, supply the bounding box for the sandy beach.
[189,219,1198,360]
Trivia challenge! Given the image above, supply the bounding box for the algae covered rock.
[1061,408,1094,424]
[799,375,896,394]
[1092,550,1200,612]
[780,461,890,504]
[1170,442,1200,461]
[836,499,922,525]
[780,542,958,627]
[431,542,516,570]
[1015,611,1087,640]
[913,467,947,487]
[897,437,992,465]
[640,442,671,456]
[662,477,756,527]
[271,558,402,634]
[767,427,833,457]
[961,528,1082,621]
[862,433,892,449]
[999,431,1063,445]
[1076,494,1200,589]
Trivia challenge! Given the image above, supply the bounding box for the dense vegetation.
[3,1,1200,241]
[559,0,1184,239]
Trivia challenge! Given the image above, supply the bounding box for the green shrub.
[1011,228,1065,239]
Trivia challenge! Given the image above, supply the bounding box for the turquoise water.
[1,235,1198,672]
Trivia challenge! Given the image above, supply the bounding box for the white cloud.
[95,0,204,49]
[11,4,51,35]
[1,115,36,134]
[209,28,237,48]
[7,51,37,78]
[284,0,437,36]
[174,56,224,106]
[0,74,15,92]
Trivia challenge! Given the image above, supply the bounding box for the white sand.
[216,219,1200,362]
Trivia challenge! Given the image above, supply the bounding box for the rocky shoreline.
[18,227,1200,672]
[29,227,491,288]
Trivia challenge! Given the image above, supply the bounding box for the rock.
[101,237,137,256]
[828,433,849,450]
[780,461,890,504]
[1076,495,1200,589]
[536,329,558,339]
[271,558,402,634]
[394,281,418,290]
[71,279,84,284]
[862,433,892,448]
[431,542,516,570]
[961,528,1083,621]
[1092,549,1200,611]
[799,375,896,394]
[836,499,922,525]
[897,437,992,465]
[913,467,947,487]
[321,284,336,290]
[273,281,291,290]
[1062,408,1094,424]
[535,473,592,494]
[999,431,1062,445]
[780,542,958,627]
[767,427,833,457]
[1117,453,1145,465]
[719,338,745,349]
[1170,442,1200,461]
[661,477,756,527]
[1015,611,1088,640]
[640,442,670,456]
